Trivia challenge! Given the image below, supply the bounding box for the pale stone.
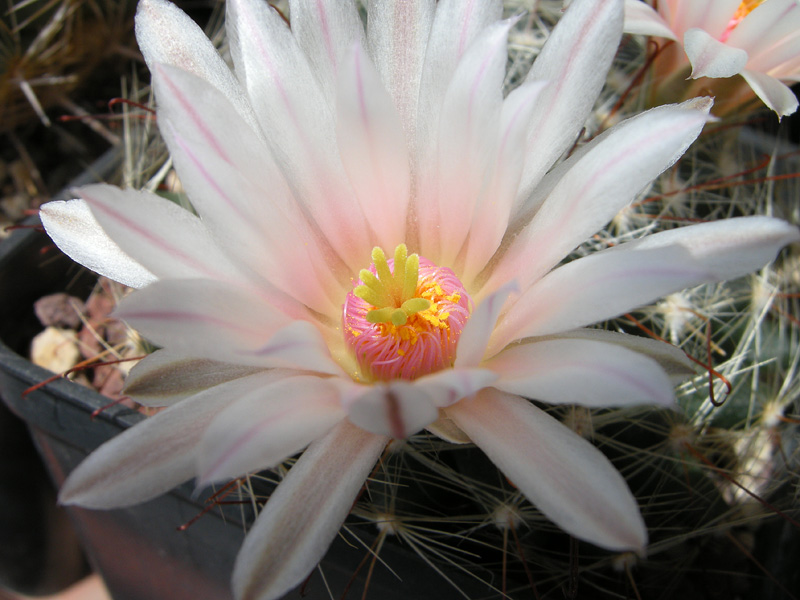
[31,326,81,374]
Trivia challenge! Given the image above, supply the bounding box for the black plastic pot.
[0,166,495,600]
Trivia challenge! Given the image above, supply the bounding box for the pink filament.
[343,257,472,381]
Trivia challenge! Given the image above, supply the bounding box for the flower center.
[342,244,472,381]
[721,0,765,41]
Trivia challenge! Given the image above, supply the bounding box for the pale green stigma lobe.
[354,244,431,325]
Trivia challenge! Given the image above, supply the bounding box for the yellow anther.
[734,0,764,19]
[725,0,765,35]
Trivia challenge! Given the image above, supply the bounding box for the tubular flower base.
[39,0,799,599]
[624,0,800,116]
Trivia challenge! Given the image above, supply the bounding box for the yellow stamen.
[734,0,765,21]
[723,0,765,37]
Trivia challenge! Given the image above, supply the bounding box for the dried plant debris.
[30,277,141,403]
[1,0,139,234]
[33,292,83,329]
[0,0,137,132]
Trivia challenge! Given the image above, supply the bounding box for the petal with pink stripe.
[198,375,346,484]
[232,420,388,600]
[336,43,411,250]
[446,389,647,552]
[227,0,370,272]
[487,338,676,407]
[76,184,246,284]
[59,371,289,509]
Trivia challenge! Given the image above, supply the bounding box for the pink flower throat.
[342,245,472,381]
